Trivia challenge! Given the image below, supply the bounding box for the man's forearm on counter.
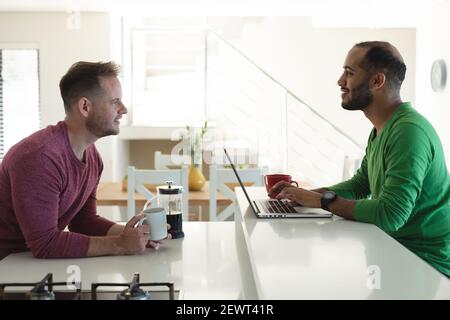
[87,236,124,257]
[311,187,328,194]
[106,223,125,236]
[329,197,356,220]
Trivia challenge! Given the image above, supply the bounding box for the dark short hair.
[59,61,120,111]
[354,41,406,91]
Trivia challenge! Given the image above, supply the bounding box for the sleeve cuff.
[353,199,377,224]
[91,217,116,236]
[75,234,91,257]
[327,186,345,198]
[69,216,116,237]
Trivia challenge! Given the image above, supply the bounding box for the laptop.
[224,148,332,219]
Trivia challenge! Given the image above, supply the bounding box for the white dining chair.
[127,166,189,221]
[209,164,268,221]
[154,151,191,169]
[342,155,363,180]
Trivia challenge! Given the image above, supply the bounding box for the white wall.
[416,1,450,165]
[3,11,446,182]
[208,17,416,147]
[0,12,120,181]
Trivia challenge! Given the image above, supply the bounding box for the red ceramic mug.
[264,174,298,198]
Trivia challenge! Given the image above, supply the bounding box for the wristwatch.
[321,191,337,211]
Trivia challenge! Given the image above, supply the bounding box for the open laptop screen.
[223,148,259,214]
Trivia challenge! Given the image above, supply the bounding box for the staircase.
[127,18,364,187]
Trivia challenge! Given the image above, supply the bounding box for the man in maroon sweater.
[0,61,161,259]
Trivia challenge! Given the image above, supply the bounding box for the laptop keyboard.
[258,200,298,214]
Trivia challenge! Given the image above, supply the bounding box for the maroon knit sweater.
[0,121,114,259]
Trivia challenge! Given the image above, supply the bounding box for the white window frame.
[0,43,40,159]
[122,18,208,128]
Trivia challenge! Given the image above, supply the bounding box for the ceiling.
[0,0,446,15]
[1,0,446,29]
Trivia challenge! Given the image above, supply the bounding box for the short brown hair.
[59,61,120,111]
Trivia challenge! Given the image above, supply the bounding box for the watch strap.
[321,191,337,211]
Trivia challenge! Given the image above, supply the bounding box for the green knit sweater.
[328,102,450,276]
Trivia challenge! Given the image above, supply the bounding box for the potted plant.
[182,121,208,191]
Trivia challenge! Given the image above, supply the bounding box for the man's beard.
[86,112,118,138]
[341,80,373,111]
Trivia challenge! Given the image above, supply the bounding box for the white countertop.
[0,222,255,299]
[1,198,449,300]
[235,187,450,299]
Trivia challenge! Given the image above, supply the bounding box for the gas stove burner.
[92,272,175,300]
[28,290,56,301]
[0,272,177,300]
[117,288,150,300]
[0,273,81,300]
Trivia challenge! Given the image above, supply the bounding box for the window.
[0,48,40,159]
[125,17,207,126]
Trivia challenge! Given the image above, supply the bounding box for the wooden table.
[96,181,230,207]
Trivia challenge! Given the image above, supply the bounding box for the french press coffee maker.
[156,181,185,239]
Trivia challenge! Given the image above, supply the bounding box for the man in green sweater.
[269,41,450,277]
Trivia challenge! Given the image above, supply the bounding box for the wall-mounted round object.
[430,59,447,92]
